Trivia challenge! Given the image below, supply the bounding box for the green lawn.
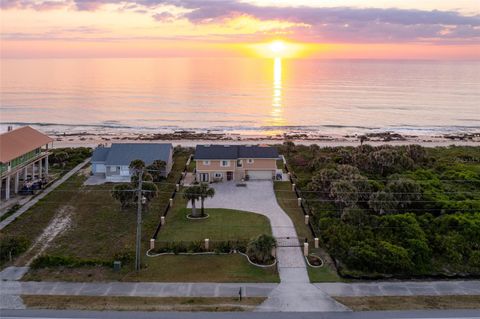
[156,200,272,242]
[274,181,342,282]
[23,254,279,283]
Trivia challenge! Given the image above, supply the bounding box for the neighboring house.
[0,126,53,201]
[194,144,279,182]
[91,143,173,182]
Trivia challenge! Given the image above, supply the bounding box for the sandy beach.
[49,131,480,149]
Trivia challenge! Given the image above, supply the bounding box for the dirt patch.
[78,167,91,178]
[17,206,74,266]
[22,295,265,312]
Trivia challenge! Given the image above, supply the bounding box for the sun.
[270,40,286,54]
[248,40,306,58]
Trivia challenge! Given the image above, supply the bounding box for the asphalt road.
[2,309,480,319]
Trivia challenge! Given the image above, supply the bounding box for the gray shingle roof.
[92,143,173,166]
[91,147,109,162]
[195,145,278,160]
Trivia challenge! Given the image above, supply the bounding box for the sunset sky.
[1,0,479,59]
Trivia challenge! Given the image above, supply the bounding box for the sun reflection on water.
[270,57,285,128]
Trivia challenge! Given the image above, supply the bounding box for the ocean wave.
[2,121,479,137]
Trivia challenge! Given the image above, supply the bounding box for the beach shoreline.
[48,131,480,148]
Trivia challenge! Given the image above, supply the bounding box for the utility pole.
[135,169,143,272]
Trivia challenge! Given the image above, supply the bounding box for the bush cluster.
[0,236,29,266]
[30,255,111,269]
[282,143,480,277]
[50,147,92,169]
[152,240,249,254]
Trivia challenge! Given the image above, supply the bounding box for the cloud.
[152,11,175,22]
[0,0,69,10]
[2,0,480,43]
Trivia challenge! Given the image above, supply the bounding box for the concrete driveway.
[189,180,348,312]
[190,181,309,281]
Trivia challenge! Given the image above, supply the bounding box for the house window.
[221,160,230,167]
[214,172,223,178]
[203,160,210,165]
[237,159,243,167]
[109,166,116,172]
[247,159,254,164]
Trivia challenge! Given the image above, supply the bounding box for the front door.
[200,173,209,182]
[226,171,233,181]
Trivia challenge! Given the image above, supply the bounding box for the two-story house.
[194,144,279,182]
[0,126,53,201]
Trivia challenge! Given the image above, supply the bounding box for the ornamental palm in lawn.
[198,183,215,217]
[183,186,201,218]
[247,234,276,264]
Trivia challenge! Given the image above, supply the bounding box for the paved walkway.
[1,280,477,298]
[189,181,347,312]
[315,280,480,297]
[0,158,90,230]
[0,281,276,298]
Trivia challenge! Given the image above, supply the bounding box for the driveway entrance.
[190,180,348,312]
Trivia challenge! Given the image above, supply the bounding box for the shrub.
[246,234,276,264]
[468,251,480,269]
[0,236,29,265]
[30,255,110,269]
[188,241,204,253]
[113,250,135,264]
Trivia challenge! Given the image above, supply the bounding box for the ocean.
[1,58,479,138]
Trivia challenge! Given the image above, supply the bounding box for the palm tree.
[183,186,201,218]
[147,160,166,182]
[198,183,215,217]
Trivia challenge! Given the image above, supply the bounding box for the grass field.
[2,152,190,266]
[156,198,272,242]
[22,295,266,312]
[273,181,342,282]
[9,148,279,282]
[24,254,279,283]
[334,295,480,311]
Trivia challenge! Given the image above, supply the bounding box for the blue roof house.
[91,143,173,182]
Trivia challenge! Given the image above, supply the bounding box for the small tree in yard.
[147,160,166,182]
[247,234,276,264]
[111,159,158,209]
[184,186,201,218]
[198,183,215,217]
[112,184,135,209]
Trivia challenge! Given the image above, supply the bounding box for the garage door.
[92,163,106,174]
[247,170,273,180]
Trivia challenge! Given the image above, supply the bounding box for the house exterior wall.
[1,148,42,176]
[195,158,276,182]
[164,149,174,177]
[196,159,234,171]
[91,163,106,174]
[105,165,131,182]
[241,158,277,170]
